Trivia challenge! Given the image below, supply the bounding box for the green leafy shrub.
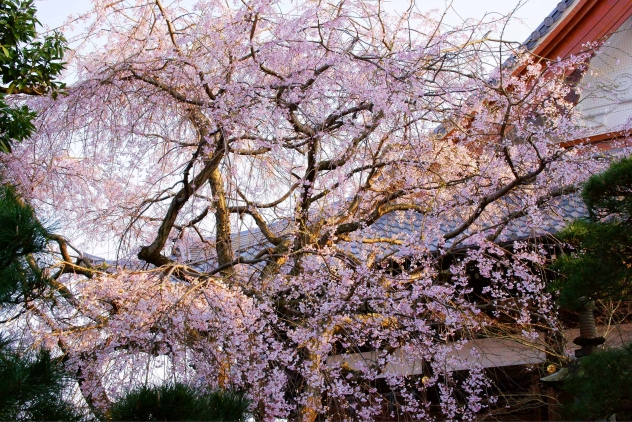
[0,0,66,152]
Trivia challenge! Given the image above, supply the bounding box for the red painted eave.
[533,0,632,60]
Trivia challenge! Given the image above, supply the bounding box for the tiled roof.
[181,194,588,266]
[523,0,576,50]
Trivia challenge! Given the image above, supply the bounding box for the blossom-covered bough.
[0,0,616,419]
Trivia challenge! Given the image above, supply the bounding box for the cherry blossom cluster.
[0,0,623,419]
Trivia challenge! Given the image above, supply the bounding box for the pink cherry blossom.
[1,0,622,419]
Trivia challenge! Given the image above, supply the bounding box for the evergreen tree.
[553,156,632,307]
[0,185,85,420]
[0,2,81,420]
[0,337,82,421]
[0,183,51,303]
[108,382,250,421]
[553,156,632,419]
[561,344,632,420]
[0,180,84,422]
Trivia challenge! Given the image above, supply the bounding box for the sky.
[35,0,555,45]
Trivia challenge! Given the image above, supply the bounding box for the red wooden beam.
[534,0,632,60]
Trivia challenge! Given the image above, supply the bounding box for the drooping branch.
[318,188,429,247]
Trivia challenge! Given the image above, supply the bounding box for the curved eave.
[533,0,632,60]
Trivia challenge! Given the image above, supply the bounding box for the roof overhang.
[533,0,632,60]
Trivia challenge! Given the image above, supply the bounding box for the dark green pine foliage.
[0,183,50,303]
[552,156,632,419]
[108,383,251,421]
[561,344,632,420]
[0,3,80,419]
[552,156,632,308]
[0,337,83,421]
[0,185,84,420]
[0,0,65,153]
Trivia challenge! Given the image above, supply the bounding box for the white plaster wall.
[577,15,632,136]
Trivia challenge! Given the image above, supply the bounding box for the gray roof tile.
[182,194,589,265]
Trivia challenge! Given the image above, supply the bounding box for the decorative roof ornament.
[556,1,568,12]
[524,0,576,50]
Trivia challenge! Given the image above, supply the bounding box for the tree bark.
[208,166,234,275]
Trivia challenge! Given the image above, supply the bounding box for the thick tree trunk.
[208,166,234,274]
[299,387,322,422]
[297,332,332,422]
[298,351,323,422]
